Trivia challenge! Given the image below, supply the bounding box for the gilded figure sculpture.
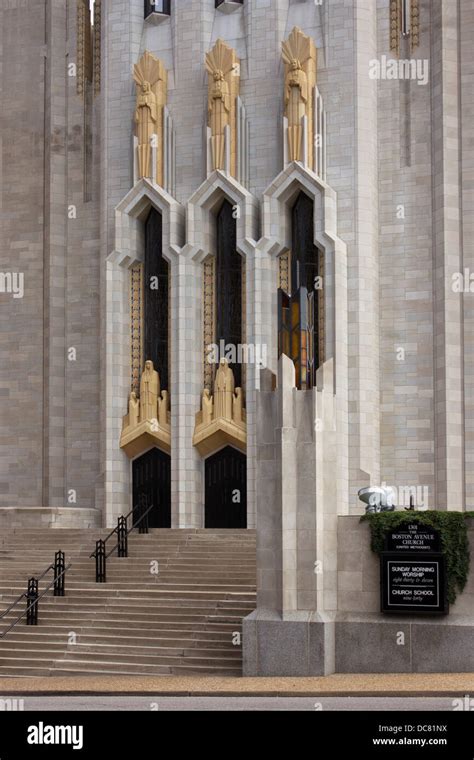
[140,360,160,422]
[128,391,140,428]
[120,361,171,458]
[133,51,167,182]
[193,359,246,456]
[282,27,317,164]
[205,39,240,173]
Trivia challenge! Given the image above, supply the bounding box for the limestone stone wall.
[0,0,101,520]
[337,515,474,617]
[460,0,474,509]
[377,0,435,506]
[0,2,47,508]
[335,515,474,673]
[1,0,472,529]
[0,508,100,531]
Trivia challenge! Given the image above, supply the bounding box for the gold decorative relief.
[93,0,101,96]
[203,256,216,392]
[278,252,291,293]
[133,51,168,184]
[282,27,317,165]
[318,250,325,366]
[77,0,93,96]
[120,361,171,458]
[130,264,144,396]
[390,0,400,56]
[205,39,240,177]
[390,0,420,56]
[411,0,420,52]
[193,359,246,457]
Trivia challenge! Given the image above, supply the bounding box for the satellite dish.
[358,486,395,513]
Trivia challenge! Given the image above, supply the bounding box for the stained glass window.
[278,192,324,389]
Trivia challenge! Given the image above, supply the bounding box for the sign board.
[380,552,448,614]
[384,523,441,553]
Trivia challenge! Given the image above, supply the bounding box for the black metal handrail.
[0,593,26,622]
[90,498,154,582]
[88,508,133,560]
[0,551,67,623]
[89,503,153,559]
[106,502,154,558]
[0,556,71,639]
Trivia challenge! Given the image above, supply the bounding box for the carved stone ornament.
[390,0,420,56]
[120,360,171,458]
[282,27,317,165]
[205,39,240,176]
[193,358,246,456]
[133,51,168,183]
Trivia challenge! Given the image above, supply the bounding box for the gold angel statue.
[133,51,167,180]
[282,28,317,163]
[205,39,238,171]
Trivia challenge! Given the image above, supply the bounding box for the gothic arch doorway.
[132,447,171,528]
[205,446,247,529]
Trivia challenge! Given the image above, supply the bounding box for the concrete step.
[0,642,241,660]
[0,528,256,677]
[0,634,239,650]
[0,599,255,614]
[0,652,242,670]
[1,613,246,628]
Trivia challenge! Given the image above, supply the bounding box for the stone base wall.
[243,611,335,677]
[244,516,474,675]
[335,619,474,674]
[0,508,101,530]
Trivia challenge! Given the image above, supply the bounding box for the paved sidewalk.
[0,674,473,697]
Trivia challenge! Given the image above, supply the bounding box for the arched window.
[144,208,169,390]
[216,200,243,387]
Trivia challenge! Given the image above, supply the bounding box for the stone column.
[244,238,278,529]
[348,0,380,508]
[43,0,68,508]
[171,247,203,528]
[460,0,474,508]
[431,0,464,510]
[243,355,337,676]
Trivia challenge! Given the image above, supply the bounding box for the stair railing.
[0,552,71,639]
[89,496,154,582]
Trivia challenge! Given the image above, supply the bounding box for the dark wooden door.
[132,448,171,528]
[205,447,247,528]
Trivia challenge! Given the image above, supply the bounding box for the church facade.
[0,0,473,675]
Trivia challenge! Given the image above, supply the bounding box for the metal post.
[95,539,106,583]
[117,516,128,557]
[144,506,149,534]
[139,493,149,534]
[54,551,66,597]
[26,578,39,626]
